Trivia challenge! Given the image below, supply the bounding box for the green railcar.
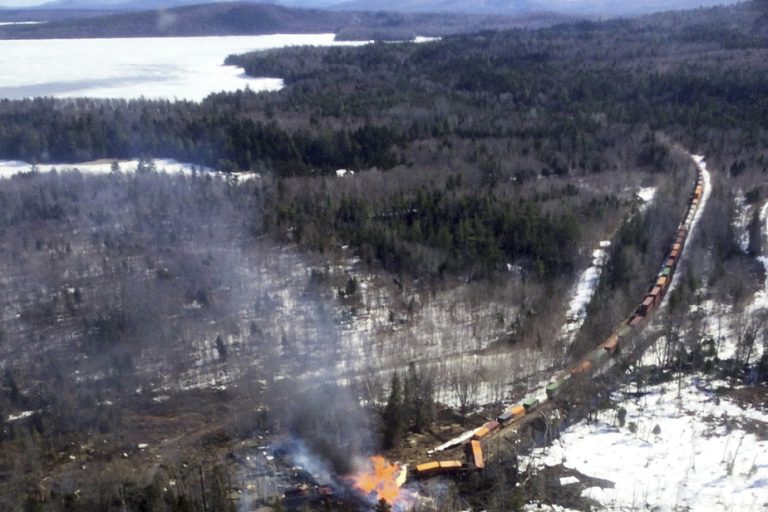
[545,379,568,399]
[590,348,608,363]
[523,397,539,410]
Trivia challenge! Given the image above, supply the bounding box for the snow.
[413,36,441,43]
[752,201,768,309]
[636,186,657,204]
[561,240,610,339]
[0,34,367,102]
[0,160,31,178]
[0,21,44,26]
[526,374,768,511]
[734,191,752,253]
[523,504,580,512]
[7,410,35,421]
[0,158,211,179]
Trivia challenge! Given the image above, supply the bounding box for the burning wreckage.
[236,437,410,511]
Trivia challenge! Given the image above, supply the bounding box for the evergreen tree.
[215,335,227,362]
[382,372,403,449]
[403,362,434,433]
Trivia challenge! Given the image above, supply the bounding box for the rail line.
[411,154,709,479]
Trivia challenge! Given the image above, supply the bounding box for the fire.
[348,455,406,505]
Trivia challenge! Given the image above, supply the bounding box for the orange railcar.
[414,460,466,477]
[570,359,592,375]
[469,440,485,470]
[600,334,619,353]
[472,421,500,441]
[497,405,526,425]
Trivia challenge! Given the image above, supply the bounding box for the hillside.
[0,7,118,22]
[0,0,767,510]
[0,1,570,40]
[327,0,745,16]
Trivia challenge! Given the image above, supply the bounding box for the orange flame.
[348,455,403,504]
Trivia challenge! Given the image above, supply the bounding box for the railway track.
[410,153,710,479]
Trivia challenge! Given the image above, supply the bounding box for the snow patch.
[636,186,657,204]
[526,374,768,511]
[561,241,611,338]
[0,22,44,26]
[7,410,35,421]
[733,191,752,253]
[0,158,211,180]
[523,504,580,512]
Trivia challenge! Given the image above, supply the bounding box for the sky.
[0,0,48,5]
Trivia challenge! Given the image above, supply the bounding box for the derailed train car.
[413,460,466,478]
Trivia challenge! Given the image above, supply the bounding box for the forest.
[0,1,767,511]
[2,2,767,280]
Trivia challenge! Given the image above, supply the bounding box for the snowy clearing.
[0,158,214,179]
[561,240,611,340]
[0,34,366,101]
[526,374,768,511]
[7,410,35,422]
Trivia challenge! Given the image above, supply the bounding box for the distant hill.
[0,1,571,40]
[325,0,745,16]
[0,8,119,23]
[26,0,747,18]
[33,0,247,10]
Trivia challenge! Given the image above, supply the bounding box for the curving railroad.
[411,155,708,479]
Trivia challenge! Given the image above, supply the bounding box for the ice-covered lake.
[0,34,366,101]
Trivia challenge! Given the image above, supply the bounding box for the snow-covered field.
[0,34,366,101]
[0,158,213,179]
[527,374,768,511]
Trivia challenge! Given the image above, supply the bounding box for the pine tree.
[382,373,403,449]
[215,335,227,362]
[404,362,434,433]
[374,498,392,512]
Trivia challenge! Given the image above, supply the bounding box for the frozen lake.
[0,34,365,102]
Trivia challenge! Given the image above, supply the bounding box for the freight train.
[413,168,705,477]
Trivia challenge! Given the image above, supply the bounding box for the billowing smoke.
[281,380,375,475]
